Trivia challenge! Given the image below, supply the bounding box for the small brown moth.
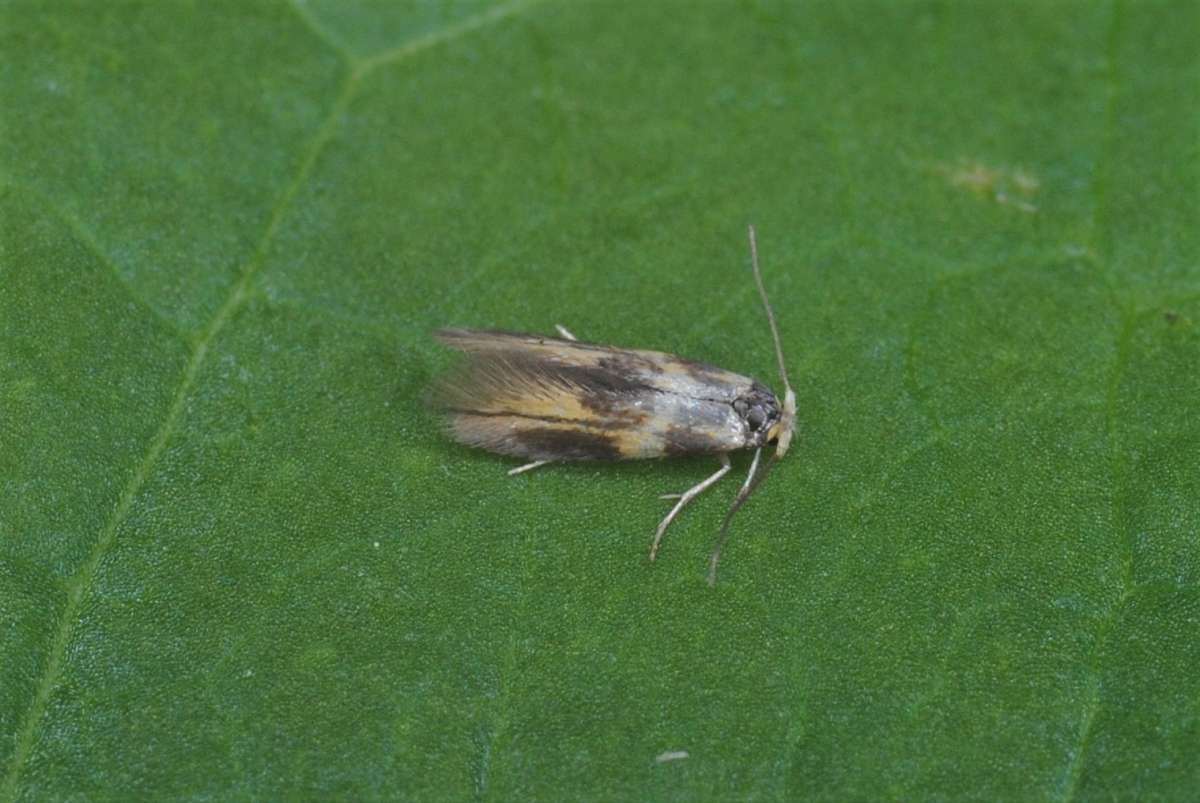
[432,225,795,584]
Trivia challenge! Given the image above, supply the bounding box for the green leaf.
[2,1,1197,800]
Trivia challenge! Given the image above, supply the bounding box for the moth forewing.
[431,225,795,584]
[436,328,762,406]
[433,330,771,462]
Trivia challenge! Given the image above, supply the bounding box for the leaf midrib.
[0,2,547,798]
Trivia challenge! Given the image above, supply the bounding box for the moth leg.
[736,446,762,496]
[508,459,552,476]
[554,324,578,341]
[650,453,731,561]
[707,447,763,586]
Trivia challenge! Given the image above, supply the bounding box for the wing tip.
[432,327,473,347]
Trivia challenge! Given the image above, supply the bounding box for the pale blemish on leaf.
[1062,244,1097,260]
[655,750,689,764]
[938,158,1039,213]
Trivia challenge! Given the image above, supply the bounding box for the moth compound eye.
[746,405,768,431]
[735,398,767,430]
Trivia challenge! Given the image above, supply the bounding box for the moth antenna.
[708,449,776,586]
[748,225,791,397]
[747,224,797,458]
[707,229,797,584]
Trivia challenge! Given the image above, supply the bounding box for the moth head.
[735,384,782,448]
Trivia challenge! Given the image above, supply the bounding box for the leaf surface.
[2,1,1198,800]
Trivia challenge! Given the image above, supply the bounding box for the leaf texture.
[1,1,1198,800]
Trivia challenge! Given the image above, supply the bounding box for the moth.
[432,226,795,584]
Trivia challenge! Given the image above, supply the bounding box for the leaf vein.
[283,0,356,65]
[1057,4,1129,796]
[1057,307,1137,803]
[352,0,549,79]
[3,180,189,343]
[0,3,547,796]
